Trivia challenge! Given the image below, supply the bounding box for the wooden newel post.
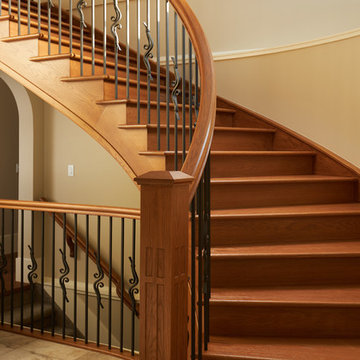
[135,170,193,360]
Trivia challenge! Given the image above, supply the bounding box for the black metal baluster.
[17,0,20,35]
[165,0,170,151]
[85,214,89,343]
[27,0,30,34]
[41,211,45,333]
[136,0,140,124]
[10,209,14,327]
[77,0,87,76]
[189,40,193,143]
[94,216,104,346]
[0,209,5,326]
[190,198,196,360]
[143,0,153,124]
[28,211,37,332]
[69,0,72,52]
[156,0,160,149]
[198,177,204,359]
[73,214,78,341]
[172,11,180,170]
[195,57,199,120]
[51,213,55,336]
[182,25,186,162]
[20,210,24,329]
[129,219,139,356]
[108,216,113,349]
[60,213,70,339]
[204,157,211,348]
[171,56,181,171]
[126,0,130,98]
[111,0,122,99]
[120,217,124,352]
[37,0,41,33]
[58,0,62,53]
[47,0,54,55]
[103,0,107,74]
[91,0,95,75]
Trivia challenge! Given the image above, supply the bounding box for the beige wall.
[42,101,139,208]
[188,0,360,53]
[214,33,360,169]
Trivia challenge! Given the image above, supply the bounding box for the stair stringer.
[0,22,165,185]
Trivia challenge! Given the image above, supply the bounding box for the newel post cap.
[135,171,194,186]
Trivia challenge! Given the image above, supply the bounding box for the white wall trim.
[159,27,360,66]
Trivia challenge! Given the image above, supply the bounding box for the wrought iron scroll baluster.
[143,22,154,81]
[77,0,87,29]
[59,248,70,303]
[128,255,139,356]
[27,245,38,287]
[93,260,105,309]
[171,56,181,170]
[110,0,122,52]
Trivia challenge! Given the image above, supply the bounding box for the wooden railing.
[40,197,139,316]
[0,0,216,357]
[0,199,140,357]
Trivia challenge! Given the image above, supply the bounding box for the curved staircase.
[202,102,360,359]
[1,0,360,359]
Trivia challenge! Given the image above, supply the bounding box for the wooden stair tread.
[1,33,40,42]
[211,175,357,184]
[205,336,360,360]
[211,285,360,306]
[140,150,317,156]
[211,203,360,218]
[211,241,360,258]
[97,99,236,114]
[71,53,165,78]
[119,124,274,133]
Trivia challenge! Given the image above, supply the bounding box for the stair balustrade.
[0,0,216,358]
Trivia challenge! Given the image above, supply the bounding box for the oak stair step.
[210,203,360,246]
[211,175,358,209]
[205,336,360,360]
[210,285,360,338]
[145,150,316,175]
[211,241,360,288]
[100,99,235,126]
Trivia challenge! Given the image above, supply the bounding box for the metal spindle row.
[190,156,211,359]
[0,208,139,355]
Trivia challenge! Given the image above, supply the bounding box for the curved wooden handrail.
[170,0,217,200]
[0,199,140,219]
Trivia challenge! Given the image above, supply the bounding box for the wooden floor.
[0,330,120,359]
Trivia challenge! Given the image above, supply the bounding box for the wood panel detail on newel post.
[135,171,193,360]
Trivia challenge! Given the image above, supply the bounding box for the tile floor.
[0,330,121,359]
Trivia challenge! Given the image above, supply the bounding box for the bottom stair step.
[204,336,360,360]
[210,285,360,338]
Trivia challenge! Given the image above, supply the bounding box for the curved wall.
[214,32,360,168]
[188,0,360,53]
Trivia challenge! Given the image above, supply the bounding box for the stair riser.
[211,257,360,287]
[211,214,360,246]
[147,129,274,151]
[103,81,167,101]
[38,39,139,69]
[210,304,360,338]
[126,106,234,127]
[70,59,156,84]
[167,153,315,175]
[211,181,357,210]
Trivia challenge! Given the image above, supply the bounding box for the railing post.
[135,171,193,360]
